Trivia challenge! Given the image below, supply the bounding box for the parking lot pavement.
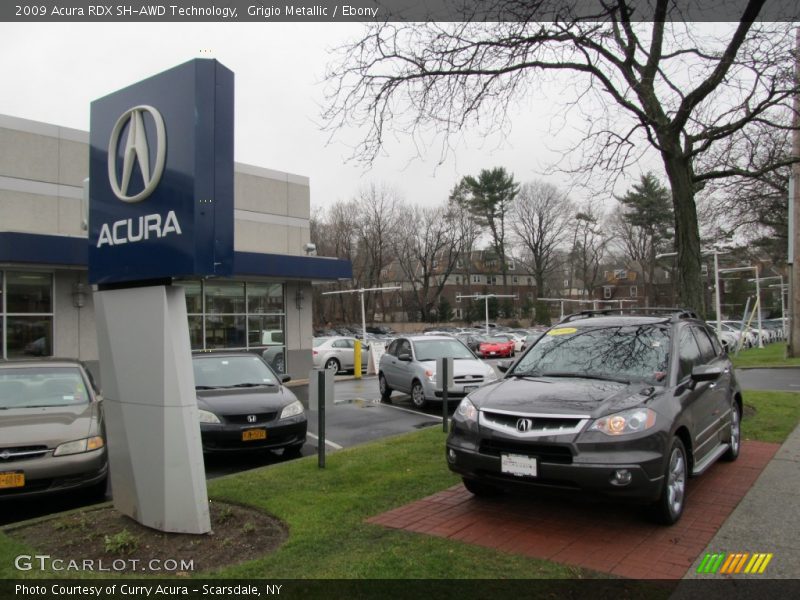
[289,375,442,450]
[735,367,800,392]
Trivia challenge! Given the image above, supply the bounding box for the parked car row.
[1,351,307,502]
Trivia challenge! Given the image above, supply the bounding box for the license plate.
[501,454,537,477]
[0,471,25,489]
[464,385,478,392]
[242,429,267,441]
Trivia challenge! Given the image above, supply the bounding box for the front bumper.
[200,416,307,453]
[0,449,108,500]
[446,427,666,501]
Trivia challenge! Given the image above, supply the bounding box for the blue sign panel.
[89,59,234,284]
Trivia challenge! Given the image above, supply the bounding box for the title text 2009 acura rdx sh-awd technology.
[446,309,742,525]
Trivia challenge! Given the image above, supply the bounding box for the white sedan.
[312,337,369,374]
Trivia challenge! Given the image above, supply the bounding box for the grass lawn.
[2,383,798,581]
[0,427,591,580]
[732,342,800,368]
[741,390,800,443]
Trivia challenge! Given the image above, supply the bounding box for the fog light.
[611,469,632,486]
[447,449,457,464]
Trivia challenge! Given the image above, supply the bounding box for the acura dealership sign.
[89,59,234,284]
[107,105,166,203]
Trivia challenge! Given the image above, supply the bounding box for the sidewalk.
[682,422,800,579]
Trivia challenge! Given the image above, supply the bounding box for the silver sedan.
[312,337,369,374]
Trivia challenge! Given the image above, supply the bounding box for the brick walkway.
[367,441,779,579]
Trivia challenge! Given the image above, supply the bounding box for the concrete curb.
[681,422,800,580]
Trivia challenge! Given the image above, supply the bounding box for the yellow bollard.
[354,339,362,379]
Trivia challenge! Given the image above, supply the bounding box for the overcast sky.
[0,21,650,212]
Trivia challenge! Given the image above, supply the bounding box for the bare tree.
[512,180,574,297]
[394,203,461,322]
[569,203,611,299]
[311,200,360,323]
[351,183,403,320]
[323,4,799,315]
[700,121,791,264]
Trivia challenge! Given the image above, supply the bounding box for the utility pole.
[790,26,800,356]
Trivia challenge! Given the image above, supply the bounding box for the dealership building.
[0,112,351,379]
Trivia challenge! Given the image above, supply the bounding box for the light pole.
[457,293,517,334]
[750,275,785,321]
[536,297,590,320]
[656,249,727,332]
[720,266,763,348]
[321,286,401,342]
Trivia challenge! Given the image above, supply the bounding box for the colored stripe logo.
[697,552,773,574]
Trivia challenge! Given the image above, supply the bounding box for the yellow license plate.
[0,471,25,489]
[242,429,267,441]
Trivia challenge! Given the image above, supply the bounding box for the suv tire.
[722,401,741,462]
[652,437,687,525]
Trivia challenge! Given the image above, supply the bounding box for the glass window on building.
[174,280,287,373]
[3,271,54,359]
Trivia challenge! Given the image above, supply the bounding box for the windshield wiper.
[540,372,631,385]
[511,370,549,381]
[227,382,274,388]
[195,385,220,390]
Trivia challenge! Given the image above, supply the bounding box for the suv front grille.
[479,410,589,437]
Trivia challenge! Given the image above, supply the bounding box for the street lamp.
[656,249,727,332]
[321,286,401,343]
[457,293,517,335]
[750,275,786,321]
[719,266,763,348]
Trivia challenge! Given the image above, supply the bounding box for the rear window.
[0,367,89,408]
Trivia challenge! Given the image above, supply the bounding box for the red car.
[478,335,516,358]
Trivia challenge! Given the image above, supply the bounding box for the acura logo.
[107,105,166,203]
[516,418,534,432]
[247,415,257,424]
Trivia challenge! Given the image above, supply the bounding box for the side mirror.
[691,364,723,383]
[280,374,292,383]
[497,360,512,373]
[398,353,412,362]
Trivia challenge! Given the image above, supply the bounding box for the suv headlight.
[589,408,656,436]
[280,400,305,419]
[455,398,478,423]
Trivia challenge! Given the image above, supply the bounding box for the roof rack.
[558,307,699,324]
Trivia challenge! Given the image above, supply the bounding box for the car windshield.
[484,336,510,343]
[0,367,90,409]
[413,339,475,361]
[193,356,278,389]
[312,338,330,347]
[511,325,670,385]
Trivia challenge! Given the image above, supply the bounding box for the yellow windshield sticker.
[548,327,577,336]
